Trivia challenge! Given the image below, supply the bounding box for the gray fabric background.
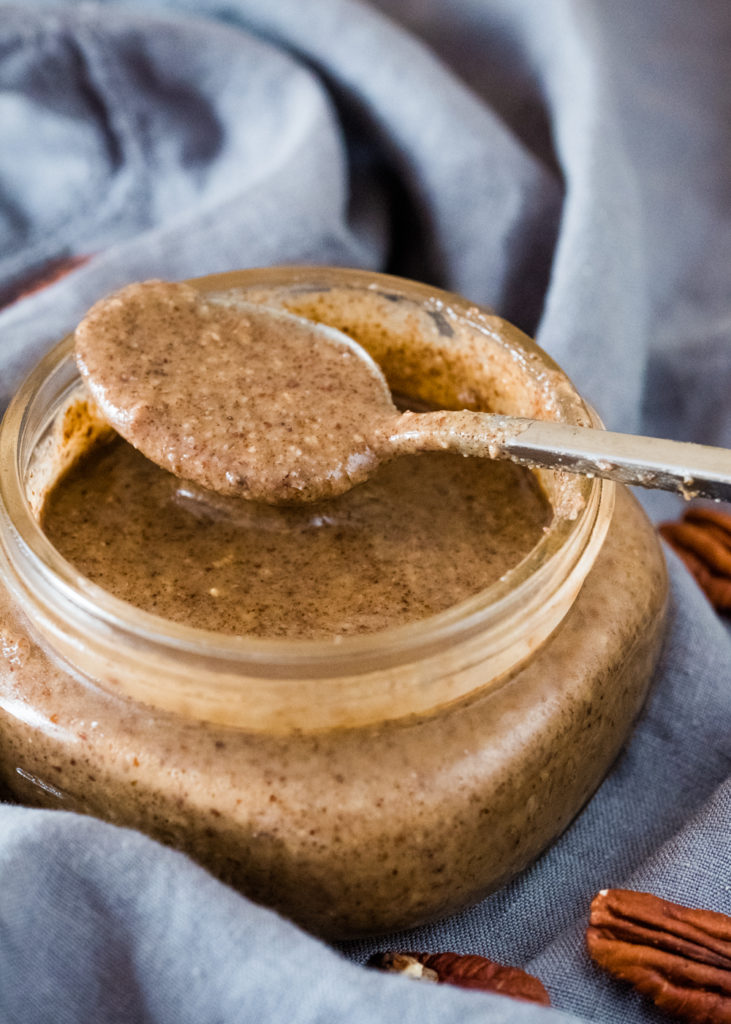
[0,1,729,1020]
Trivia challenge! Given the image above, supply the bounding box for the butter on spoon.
[75,279,731,504]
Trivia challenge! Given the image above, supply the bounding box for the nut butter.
[0,267,668,939]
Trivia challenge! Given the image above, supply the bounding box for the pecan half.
[0,254,91,311]
[660,505,731,614]
[366,953,438,982]
[367,950,550,1005]
[586,888,731,1023]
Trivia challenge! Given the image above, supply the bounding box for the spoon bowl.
[75,280,398,503]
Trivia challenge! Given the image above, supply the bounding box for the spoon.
[75,279,731,505]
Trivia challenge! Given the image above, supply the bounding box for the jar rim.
[0,268,614,725]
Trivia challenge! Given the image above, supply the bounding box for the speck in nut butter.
[0,268,667,938]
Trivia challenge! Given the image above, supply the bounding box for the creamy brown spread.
[53,277,557,637]
[41,434,550,638]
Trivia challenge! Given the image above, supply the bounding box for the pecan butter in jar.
[0,267,668,939]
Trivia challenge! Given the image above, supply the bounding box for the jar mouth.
[0,267,613,682]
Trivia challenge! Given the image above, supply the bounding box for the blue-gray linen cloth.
[0,1,729,1021]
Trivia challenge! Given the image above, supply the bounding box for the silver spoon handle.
[390,411,731,501]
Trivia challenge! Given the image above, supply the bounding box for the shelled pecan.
[586,888,731,1023]
[0,254,90,311]
[367,950,550,1005]
[659,504,731,614]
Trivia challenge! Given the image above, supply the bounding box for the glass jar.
[0,267,667,939]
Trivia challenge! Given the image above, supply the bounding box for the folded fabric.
[0,1,729,1021]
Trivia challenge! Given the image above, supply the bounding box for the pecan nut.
[586,888,731,1023]
[660,505,731,614]
[366,953,439,982]
[1,254,90,311]
[367,950,550,1005]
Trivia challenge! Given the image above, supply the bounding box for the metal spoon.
[76,280,731,504]
[387,408,731,503]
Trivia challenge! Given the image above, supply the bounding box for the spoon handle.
[390,411,731,501]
